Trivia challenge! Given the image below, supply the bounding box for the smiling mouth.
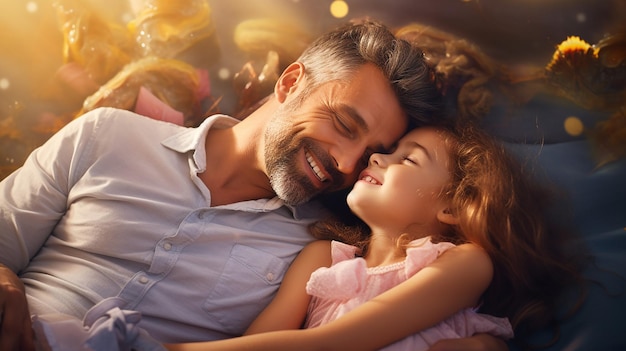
[305,151,328,182]
[361,175,381,185]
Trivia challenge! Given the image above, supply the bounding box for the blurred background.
[1,0,625,179]
[2,3,625,349]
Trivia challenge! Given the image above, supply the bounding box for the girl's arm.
[245,239,333,334]
[165,243,493,351]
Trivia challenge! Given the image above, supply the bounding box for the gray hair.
[297,20,442,128]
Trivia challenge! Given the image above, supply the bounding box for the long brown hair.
[444,123,585,348]
[312,122,585,349]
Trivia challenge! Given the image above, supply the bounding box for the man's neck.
[200,122,275,206]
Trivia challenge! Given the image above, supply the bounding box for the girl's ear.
[275,62,305,103]
[437,208,460,226]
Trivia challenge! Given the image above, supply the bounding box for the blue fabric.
[503,139,626,350]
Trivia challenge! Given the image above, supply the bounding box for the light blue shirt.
[0,107,326,342]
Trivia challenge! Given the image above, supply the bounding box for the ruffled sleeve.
[306,241,367,300]
[405,238,456,277]
[330,240,360,264]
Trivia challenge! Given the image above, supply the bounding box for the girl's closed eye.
[403,156,418,165]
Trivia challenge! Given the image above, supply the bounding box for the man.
[0,21,501,350]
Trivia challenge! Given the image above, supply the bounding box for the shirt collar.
[214,196,323,220]
[216,196,285,212]
[161,114,240,173]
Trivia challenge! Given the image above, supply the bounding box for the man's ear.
[437,207,460,226]
[275,62,305,103]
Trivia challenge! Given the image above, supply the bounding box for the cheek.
[305,124,343,143]
[395,185,440,215]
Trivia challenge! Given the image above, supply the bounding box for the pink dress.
[304,238,514,350]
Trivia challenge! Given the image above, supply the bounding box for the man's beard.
[264,97,347,205]
[265,128,320,206]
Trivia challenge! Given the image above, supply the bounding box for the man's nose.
[333,144,366,176]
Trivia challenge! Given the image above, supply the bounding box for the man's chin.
[269,167,325,205]
[272,183,318,206]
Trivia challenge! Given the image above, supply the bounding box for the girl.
[166,123,583,351]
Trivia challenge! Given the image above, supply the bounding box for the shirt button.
[266,272,275,281]
[163,242,172,251]
[139,276,149,284]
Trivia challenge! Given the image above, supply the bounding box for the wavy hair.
[443,123,585,348]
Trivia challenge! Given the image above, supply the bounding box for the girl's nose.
[369,152,388,167]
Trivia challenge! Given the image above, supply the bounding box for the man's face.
[264,63,408,205]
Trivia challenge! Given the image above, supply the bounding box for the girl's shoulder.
[436,242,493,283]
[297,240,333,268]
[406,240,491,282]
[301,239,333,255]
[435,242,490,265]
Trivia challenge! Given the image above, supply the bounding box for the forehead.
[399,127,452,158]
[401,127,448,144]
[319,63,408,148]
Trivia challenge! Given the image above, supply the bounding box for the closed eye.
[333,113,354,138]
[330,104,368,139]
[403,156,418,165]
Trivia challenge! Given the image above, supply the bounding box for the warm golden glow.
[552,36,597,61]
[330,0,349,18]
[0,78,9,90]
[25,1,39,13]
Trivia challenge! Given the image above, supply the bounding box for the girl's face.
[347,127,453,233]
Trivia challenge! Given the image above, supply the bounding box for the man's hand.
[428,334,509,351]
[0,265,34,351]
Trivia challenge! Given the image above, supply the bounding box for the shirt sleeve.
[0,108,107,272]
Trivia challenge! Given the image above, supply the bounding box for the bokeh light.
[218,68,231,80]
[330,1,349,18]
[25,1,38,13]
[564,116,584,136]
[0,78,10,91]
